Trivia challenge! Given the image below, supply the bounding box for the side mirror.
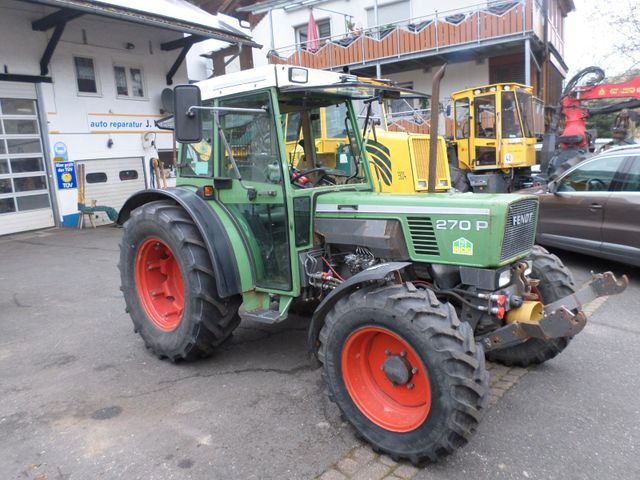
[174,84,202,143]
[547,180,558,194]
[445,104,451,117]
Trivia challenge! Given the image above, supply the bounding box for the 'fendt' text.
[512,213,534,226]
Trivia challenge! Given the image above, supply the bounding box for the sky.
[564,0,635,77]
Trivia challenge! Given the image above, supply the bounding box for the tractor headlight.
[498,269,512,287]
[289,67,308,83]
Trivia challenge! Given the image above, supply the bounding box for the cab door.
[471,94,498,170]
[214,91,293,293]
[453,97,472,169]
[601,155,640,263]
[537,155,627,252]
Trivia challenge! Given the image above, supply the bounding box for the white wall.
[385,60,489,104]
[0,0,189,222]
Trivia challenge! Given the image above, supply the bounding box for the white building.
[234,0,573,131]
[0,0,255,235]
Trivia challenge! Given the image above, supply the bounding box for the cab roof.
[451,83,534,99]
[197,65,428,101]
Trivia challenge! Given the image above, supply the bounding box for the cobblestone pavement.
[316,294,611,480]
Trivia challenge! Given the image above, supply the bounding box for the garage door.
[77,157,146,225]
[0,82,55,236]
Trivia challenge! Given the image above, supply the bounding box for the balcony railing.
[269,0,552,70]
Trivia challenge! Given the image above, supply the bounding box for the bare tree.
[610,1,640,71]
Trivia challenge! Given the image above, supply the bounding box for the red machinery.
[559,68,640,149]
[541,67,640,178]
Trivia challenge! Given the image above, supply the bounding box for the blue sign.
[53,142,67,155]
[53,142,68,162]
[55,161,77,189]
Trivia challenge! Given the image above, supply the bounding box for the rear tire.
[319,283,489,464]
[119,201,241,361]
[486,246,575,367]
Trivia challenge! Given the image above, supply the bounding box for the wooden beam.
[161,35,204,51]
[201,44,240,58]
[239,44,253,70]
[40,21,66,76]
[166,41,198,85]
[32,9,83,31]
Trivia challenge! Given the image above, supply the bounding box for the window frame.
[557,154,628,194]
[294,18,331,47]
[454,97,471,140]
[113,63,147,100]
[73,55,101,97]
[615,155,640,192]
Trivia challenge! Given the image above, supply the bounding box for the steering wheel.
[588,178,607,191]
[291,167,327,187]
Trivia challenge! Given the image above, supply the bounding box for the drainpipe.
[542,0,549,105]
[374,0,381,78]
[428,63,447,194]
[525,38,531,86]
[269,9,275,53]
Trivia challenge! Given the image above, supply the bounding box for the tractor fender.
[307,262,411,361]
[118,187,241,298]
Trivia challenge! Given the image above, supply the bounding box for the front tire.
[319,283,489,464]
[119,201,241,361]
[486,245,576,367]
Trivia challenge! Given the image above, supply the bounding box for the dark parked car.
[525,145,640,266]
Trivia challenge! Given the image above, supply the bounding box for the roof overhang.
[237,0,330,15]
[25,0,260,47]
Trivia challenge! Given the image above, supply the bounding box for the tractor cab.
[171,66,421,299]
[451,83,544,191]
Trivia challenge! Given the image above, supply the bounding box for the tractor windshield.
[501,91,523,138]
[517,90,545,137]
[280,92,367,187]
[515,90,545,137]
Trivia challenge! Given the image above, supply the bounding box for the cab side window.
[454,98,470,139]
[218,92,281,184]
[558,156,625,192]
[474,95,496,138]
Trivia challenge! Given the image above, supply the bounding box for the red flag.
[307,9,319,52]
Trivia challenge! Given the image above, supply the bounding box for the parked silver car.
[525,145,640,266]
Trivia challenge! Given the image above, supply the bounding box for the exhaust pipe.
[428,63,447,193]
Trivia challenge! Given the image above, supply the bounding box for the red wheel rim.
[341,327,431,432]
[135,237,185,331]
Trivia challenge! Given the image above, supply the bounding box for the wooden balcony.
[269,0,558,71]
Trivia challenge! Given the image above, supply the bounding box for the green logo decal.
[453,237,474,255]
[366,140,392,186]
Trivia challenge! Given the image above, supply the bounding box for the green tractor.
[118,65,627,464]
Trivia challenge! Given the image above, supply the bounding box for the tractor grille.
[410,138,450,190]
[501,199,538,261]
[407,217,440,256]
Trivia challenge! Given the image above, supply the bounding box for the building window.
[295,19,331,47]
[114,66,145,98]
[86,172,107,183]
[74,56,99,94]
[119,170,139,181]
[366,0,411,28]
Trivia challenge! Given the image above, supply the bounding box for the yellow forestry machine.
[448,83,545,192]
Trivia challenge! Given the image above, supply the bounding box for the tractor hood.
[315,191,539,268]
